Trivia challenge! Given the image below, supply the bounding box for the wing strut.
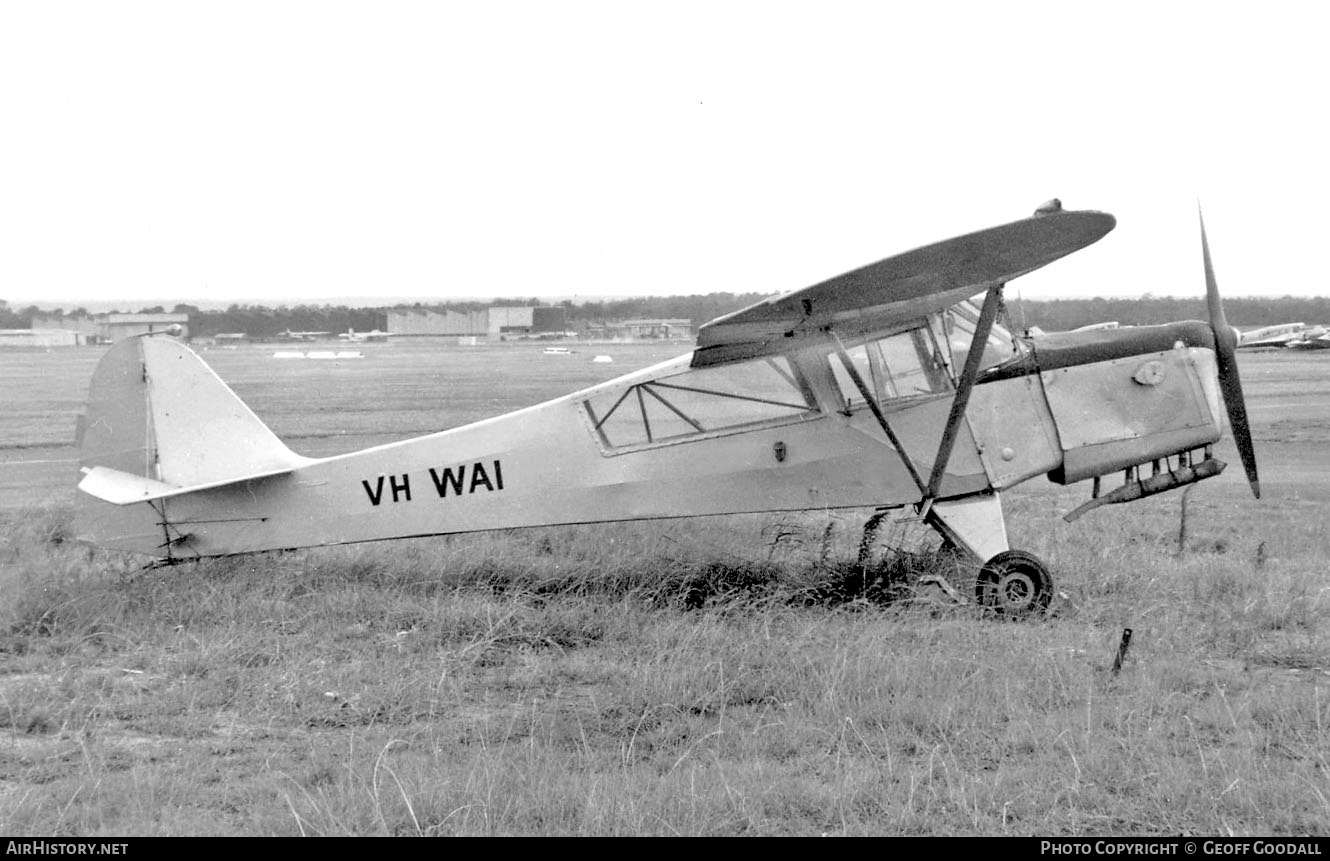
[829,333,929,497]
[923,282,1005,507]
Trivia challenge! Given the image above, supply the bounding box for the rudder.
[74,336,308,554]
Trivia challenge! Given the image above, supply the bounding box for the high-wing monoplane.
[73,200,1259,616]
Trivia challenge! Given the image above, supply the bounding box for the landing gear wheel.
[975,549,1053,618]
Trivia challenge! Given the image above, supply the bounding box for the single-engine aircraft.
[73,200,1260,616]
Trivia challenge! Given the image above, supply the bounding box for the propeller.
[1200,206,1260,498]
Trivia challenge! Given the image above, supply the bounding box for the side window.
[829,343,880,411]
[828,328,952,412]
[945,299,1026,372]
[584,356,817,450]
[883,328,952,395]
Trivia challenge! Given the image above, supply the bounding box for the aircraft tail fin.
[76,336,309,510]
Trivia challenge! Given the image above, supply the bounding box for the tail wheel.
[975,550,1053,617]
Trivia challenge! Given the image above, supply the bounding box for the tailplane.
[74,336,309,550]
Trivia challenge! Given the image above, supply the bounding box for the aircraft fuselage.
[77,317,1225,563]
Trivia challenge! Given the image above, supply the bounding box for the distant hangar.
[387,306,566,338]
[25,312,190,344]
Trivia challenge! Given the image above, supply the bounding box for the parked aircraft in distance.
[1237,322,1309,349]
[73,200,1259,617]
[340,328,390,343]
[1285,326,1330,350]
[1022,319,1123,339]
[280,329,332,342]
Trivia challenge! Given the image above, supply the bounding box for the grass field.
[1,340,1329,836]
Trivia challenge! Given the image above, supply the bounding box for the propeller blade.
[1200,207,1260,498]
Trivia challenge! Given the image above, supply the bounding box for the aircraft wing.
[692,206,1116,366]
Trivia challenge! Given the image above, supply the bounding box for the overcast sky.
[2,1,1325,308]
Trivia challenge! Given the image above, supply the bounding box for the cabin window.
[584,356,817,450]
[829,329,952,412]
[945,299,1027,373]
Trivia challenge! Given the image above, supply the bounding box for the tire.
[975,549,1053,618]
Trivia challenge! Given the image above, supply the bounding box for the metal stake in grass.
[1111,628,1133,675]
[819,521,835,565]
[1176,484,1198,556]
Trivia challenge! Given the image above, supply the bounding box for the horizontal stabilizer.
[76,335,310,553]
[78,464,295,506]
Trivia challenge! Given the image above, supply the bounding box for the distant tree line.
[189,293,777,336]
[0,301,30,328]
[563,293,773,326]
[191,305,387,338]
[5,294,1330,336]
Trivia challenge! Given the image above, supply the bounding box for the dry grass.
[0,491,1328,835]
[0,344,1327,835]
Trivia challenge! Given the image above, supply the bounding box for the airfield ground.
[0,341,1328,835]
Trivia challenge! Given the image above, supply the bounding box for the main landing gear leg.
[925,492,1054,618]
